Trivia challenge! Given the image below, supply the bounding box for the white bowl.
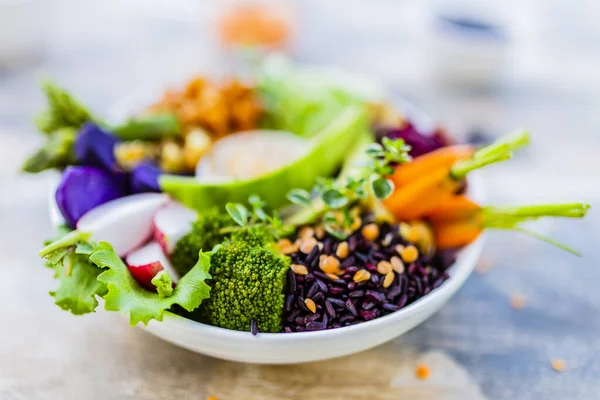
[49,175,484,365]
[48,77,484,364]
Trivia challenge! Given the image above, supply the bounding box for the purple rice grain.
[287,269,296,293]
[312,292,325,303]
[345,299,358,316]
[366,290,385,303]
[306,321,326,331]
[285,294,295,312]
[305,313,321,323]
[329,286,345,296]
[306,282,319,298]
[305,245,320,266]
[316,279,328,293]
[362,301,376,311]
[328,297,346,308]
[282,219,457,333]
[251,319,258,335]
[382,303,401,312]
[386,285,402,300]
[324,301,336,318]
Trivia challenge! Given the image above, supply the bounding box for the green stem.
[474,129,530,159]
[510,227,581,256]
[482,202,590,228]
[40,230,91,258]
[450,147,512,180]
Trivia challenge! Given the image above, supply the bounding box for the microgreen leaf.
[225,203,250,227]
[365,143,384,156]
[370,176,394,199]
[248,194,268,221]
[324,224,348,240]
[322,189,349,209]
[286,189,312,207]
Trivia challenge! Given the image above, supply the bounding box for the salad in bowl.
[24,57,589,363]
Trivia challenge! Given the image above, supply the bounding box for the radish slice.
[126,241,179,290]
[153,202,197,254]
[77,193,169,257]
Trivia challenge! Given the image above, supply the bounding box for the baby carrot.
[426,194,480,222]
[390,145,474,187]
[431,202,590,254]
[385,130,530,221]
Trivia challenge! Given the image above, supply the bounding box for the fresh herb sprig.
[223,194,293,238]
[285,138,412,239]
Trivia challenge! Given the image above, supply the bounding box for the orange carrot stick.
[426,195,480,222]
[431,202,589,253]
[383,168,449,216]
[432,219,482,249]
[390,145,474,187]
[384,130,530,221]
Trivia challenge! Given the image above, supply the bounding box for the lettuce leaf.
[41,227,107,315]
[91,243,212,326]
[49,252,108,315]
[257,55,364,138]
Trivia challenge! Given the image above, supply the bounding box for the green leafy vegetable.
[41,229,106,315]
[91,242,212,326]
[170,208,233,276]
[257,56,363,138]
[284,136,411,236]
[225,202,250,227]
[35,80,95,134]
[151,271,174,298]
[22,127,77,173]
[203,227,289,333]
[111,113,180,141]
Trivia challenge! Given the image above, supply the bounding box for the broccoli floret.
[170,208,233,275]
[203,227,290,333]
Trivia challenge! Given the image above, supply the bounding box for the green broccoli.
[170,208,234,275]
[203,227,290,333]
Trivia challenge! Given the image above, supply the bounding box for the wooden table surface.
[1,1,599,399]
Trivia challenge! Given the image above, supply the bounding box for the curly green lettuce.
[40,230,213,325]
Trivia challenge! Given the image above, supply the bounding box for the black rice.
[281,220,457,332]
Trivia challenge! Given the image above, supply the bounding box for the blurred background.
[1,1,599,399]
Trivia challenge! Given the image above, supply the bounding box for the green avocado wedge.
[159,105,369,210]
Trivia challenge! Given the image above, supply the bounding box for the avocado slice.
[159,105,368,210]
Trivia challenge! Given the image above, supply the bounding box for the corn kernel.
[299,237,318,254]
[361,223,380,242]
[383,271,395,288]
[401,245,419,263]
[353,269,371,282]
[377,261,392,275]
[304,298,317,313]
[291,264,308,275]
[390,256,405,274]
[320,256,341,274]
[336,241,349,259]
